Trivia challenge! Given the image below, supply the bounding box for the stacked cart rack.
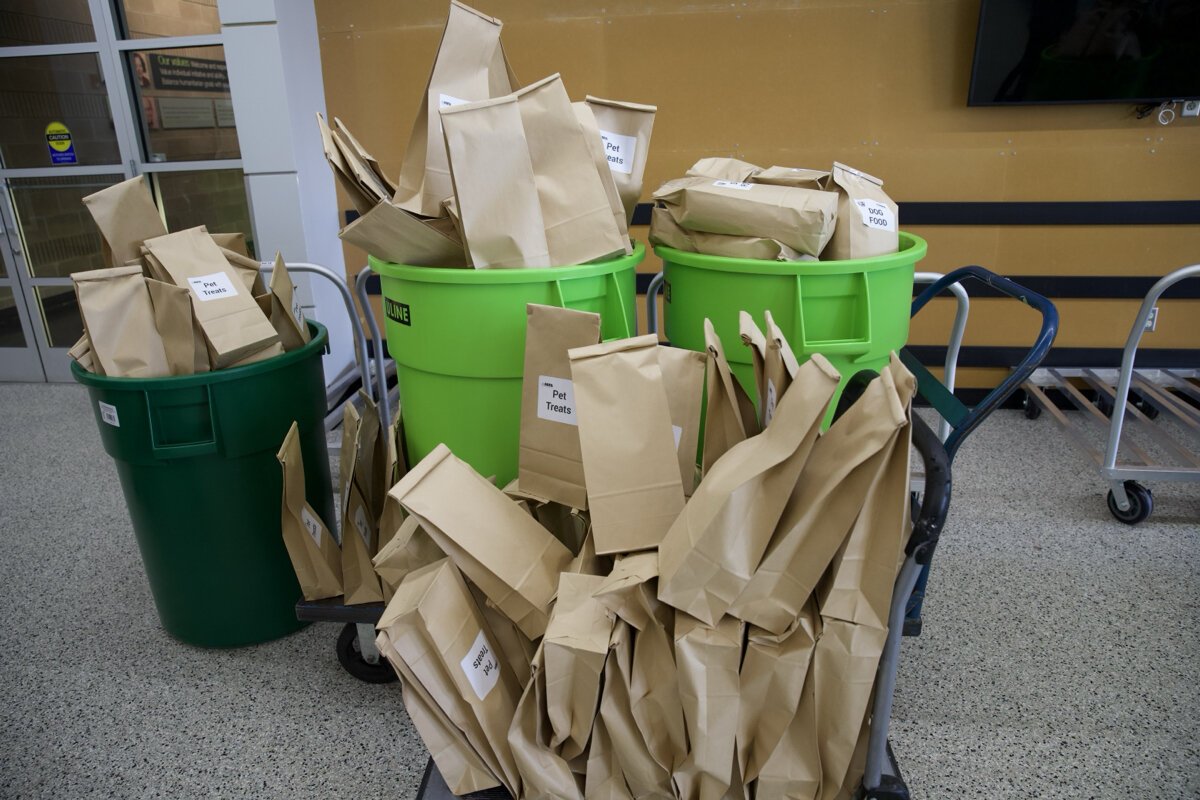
[297,264,1058,800]
[1022,264,1199,525]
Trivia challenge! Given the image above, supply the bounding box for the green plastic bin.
[71,322,335,648]
[370,244,643,485]
[656,232,927,410]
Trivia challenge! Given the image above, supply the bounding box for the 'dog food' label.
[854,199,896,231]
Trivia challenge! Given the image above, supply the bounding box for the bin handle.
[645,271,665,336]
[146,384,219,459]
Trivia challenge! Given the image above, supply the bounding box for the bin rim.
[369,241,645,284]
[70,320,328,390]
[654,231,927,275]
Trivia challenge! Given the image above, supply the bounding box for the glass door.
[0,0,251,382]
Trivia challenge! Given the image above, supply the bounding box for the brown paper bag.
[82,176,168,267]
[217,244,268,296]
[518,304,602,509]
[585,96,656,225]
[819,361,914,628]
[388,443,573,639]
[569,334,685,555]
[653,177,839,258]
[728,358,914,634]
[500,480,590,556]
[266,254,310,351]
[597,621,675,799]
[752,166,830,189]
[373,514,443,603]
[353,389,389,522]
[737,604,820,782]
[342,480,383,605]
[469,582,536,691]
[674,614,744,800]
[333,116,397,197]
[650,206,811,262]
[339,200,467,267]
[572,101,633,255]
[276,422,341,600]
[440,95,551,269]
[377,558,522,795]
[72,266,170,378]
[755,666,822,800]
[543,572,613,760]
[316,112,379,215]
[824,162,899,261]
[145,278,197,376]
[67,333,98,374]
[210,232,248,257]
[143,228,279,368]
[658,355,839,625]
[685,157,762,183]
[584,706,636,800]
[657,345,707,496]
[701,319,759,476]
[507,644,585,800]
[762,310,802,426]
[738,311,768,426]
[395,1,518,217]
[514,75,627,266]
[812,620,889,800]
[377,627,500,796]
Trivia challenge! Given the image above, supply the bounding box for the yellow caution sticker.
[45,121,77,164]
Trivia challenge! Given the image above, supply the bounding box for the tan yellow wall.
[314,0,1200,386]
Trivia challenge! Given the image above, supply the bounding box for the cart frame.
[298,263,1058,800]
[1022,263,1200,524]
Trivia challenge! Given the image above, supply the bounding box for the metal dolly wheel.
[1022,263,1200,524]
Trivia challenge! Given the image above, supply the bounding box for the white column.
[217,0,355,390]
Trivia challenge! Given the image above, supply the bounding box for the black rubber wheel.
[1106,481,1153,525]
[1094,395,1114,418]
[336,622,397,684]
[1023,393,1042,420]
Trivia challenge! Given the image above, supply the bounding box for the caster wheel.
[1023,393,1041,420]
[1094,395,1113,418]
[337,622,397,684]
[1107,481,1153,525]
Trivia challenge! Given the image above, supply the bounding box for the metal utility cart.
[1022,264,1199,525]
[299,265,1058,800]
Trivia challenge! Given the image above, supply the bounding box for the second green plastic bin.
[72,322,335,648]
[371,244,643,485]
[657,231,927,411]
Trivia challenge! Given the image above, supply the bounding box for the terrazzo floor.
[0,382,1197,799]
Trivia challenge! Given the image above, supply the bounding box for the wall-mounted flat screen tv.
[968,0,1200,105]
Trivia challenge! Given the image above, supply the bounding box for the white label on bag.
[460,630,500,701]
[187,271,238,302]
[99,401,120,428]
[537,375,577,426]
[300,507,323,548]
[290,291,305,329]
[599,130,637,175]
[764,379,778,426]
[854,199,896,231]
[672,424,683,451]
[713,180,754,191]
[353,505,371,548]
[439,93,469,109]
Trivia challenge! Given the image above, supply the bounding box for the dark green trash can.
[71,321,335,648]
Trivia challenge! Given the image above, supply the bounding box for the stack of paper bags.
[70,176,309,377]
[316,2,657,270]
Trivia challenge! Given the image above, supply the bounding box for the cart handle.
[906,265,1058,462]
